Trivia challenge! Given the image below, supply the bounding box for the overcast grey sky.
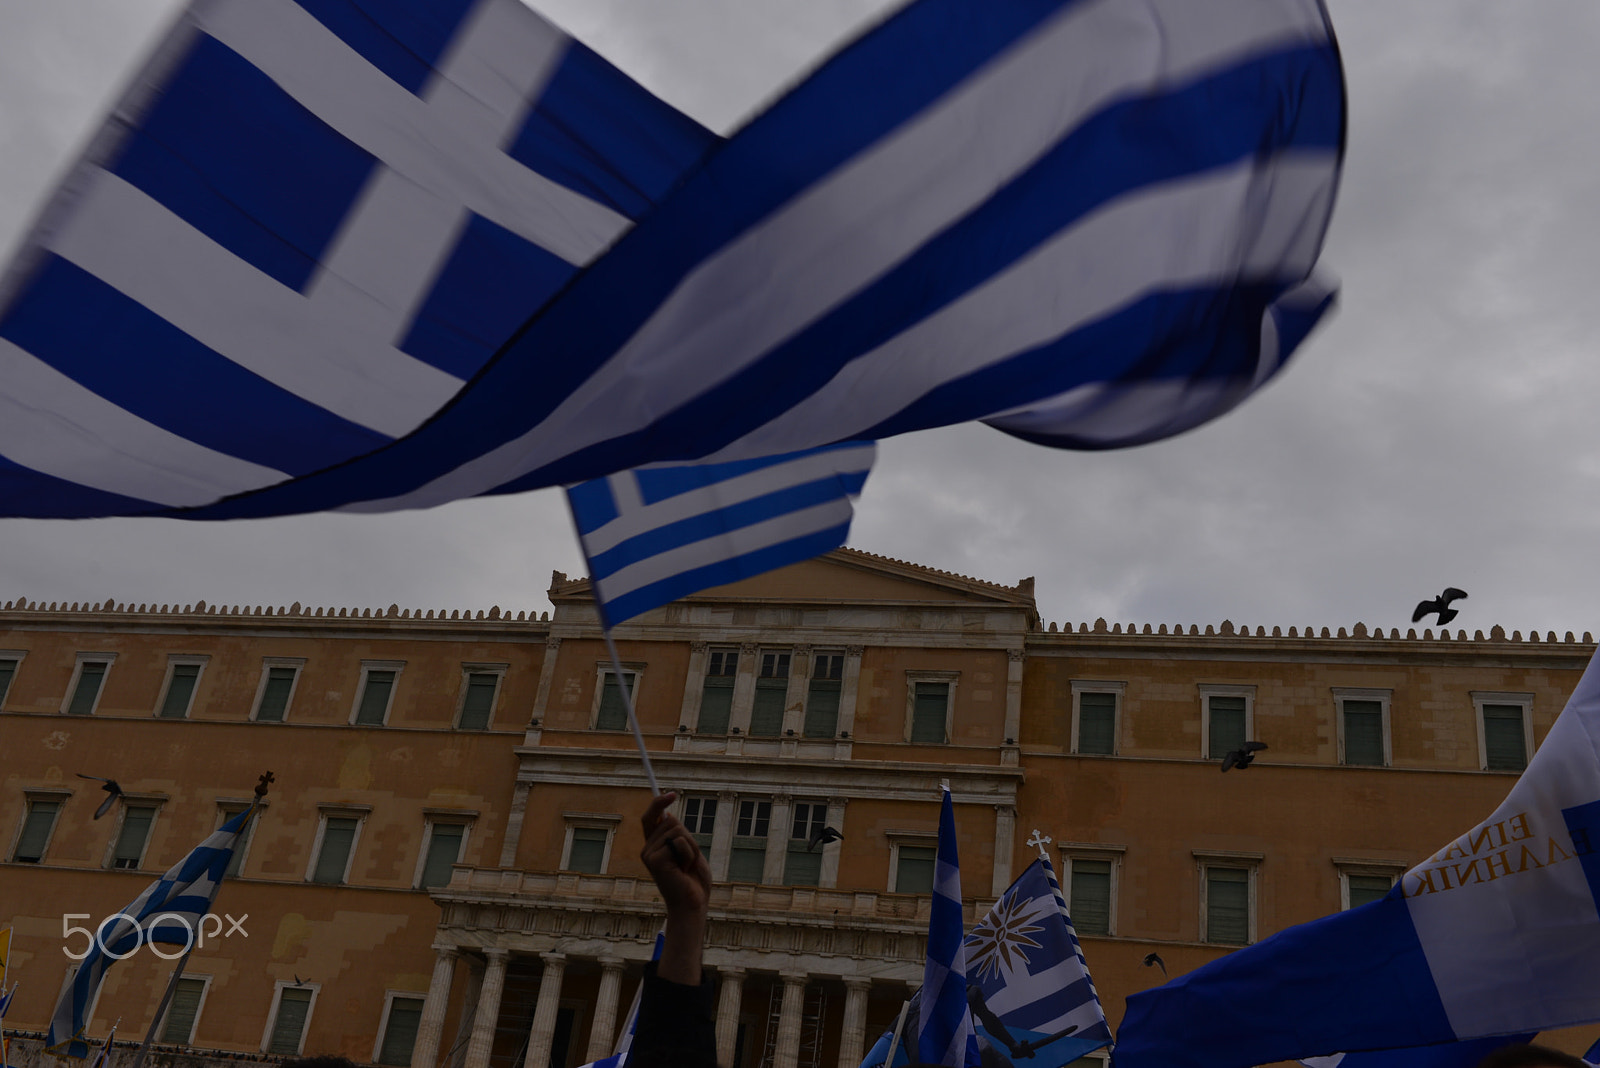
[2,0,1599,637]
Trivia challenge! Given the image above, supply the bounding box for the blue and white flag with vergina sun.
[566,442,874,627]
[1115,644,1600,1068]
[47,806,255,1058]
[0,0,1343,521]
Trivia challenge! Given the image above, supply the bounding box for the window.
[1474,692,1533,772]
[561,818,617,875]
[750,652,790,737]
[1072,682,1123,756]
[156,657,207,719]
[1061,849,1122,936]
[219,804,258,878]
[161,976,209,1044]
[697,648,738,734]
[892,841,937,894]
[418,821,469,889]
[804,653,844,738]
[63,655,114,715]
[376,994,425,1066]
[593,668,639,732]
[309,814,362,884]
[906,672,958,744]
[456,668,504,731]
[111,803,158,869]
[264,984,316,1055]
[351,663,403,726]
[1332,688,1390,767]
[1346,873,1393,909]
[784,802,827,886]
[682,796,718,851]
[728,800,770,883]
[12,796,63,863]
[0,652,23,709]
[1197,855,1260,945]
[252,660,303,723]
[1200,685,1255,759]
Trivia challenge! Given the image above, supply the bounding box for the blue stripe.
[1563,800,1600,913]
[630,441,868,504]
[399,213,577,378]
[1113,895,1454,1068]
[598,522,852,625]
[1336,1035,1535,1068]
[295,0,478,95]
[0,451,160,518]
[1,256,388,475]
[566,478,618,534]
[588,471,867,580]
[108,34,378,292]
[506,41,719,219]
[999,975,1097,1030]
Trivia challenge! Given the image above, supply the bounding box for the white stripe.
[715,152,1336,459]
[593,497,856,603]
[0,339,287,507]
[47,170,463,436]
[194,0,623,265]
[581,445,875,557]
[343,1,1331,511]
[303,0,570,336]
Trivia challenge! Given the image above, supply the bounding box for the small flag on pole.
[920,786,980,1067]
[47,806,255,1057]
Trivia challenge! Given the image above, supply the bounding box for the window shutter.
[1076,693,1116,755]
[1207,696,1247,758]
[420,824,465,888]
[1069,859,1112,935]
[1483,704,1528,770]
[13,800,59,862]
[160,978,206,1044]
[697,677,734,734]
[0,659,16,707]
[566,828,608,873]
[1346,874,1392,909]
[354,671,395,725]
[595,673,629,731]
[895,846,936,894]
[67,662,107,715]
[113,806,156,868]
[377,998,424,1066]
[749,678,786,736]
[256,668,296,722]
[803,677,841,738]
[458,673,498,730]
[268,988,313,1055]
[1342,700,1385,765]
[312,818,357,884]
[159,664,200,718]
[911,683,949,743]
[784,845,822,886]
[1206,867,1249,944]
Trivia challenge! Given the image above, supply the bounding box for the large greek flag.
[46,807,253,1057]
[1115,647,1600,1068]
[921,787,980,1067]
[0,0,1342,520]
[567,442,873,625]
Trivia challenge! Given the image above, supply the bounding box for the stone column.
[584,956,626,1062]
[820,797,848,889]
[772,972,808,1068]
[781,644,812,746]
[411,945,459,1068]
[526,637,562,737]
[992,804,1017,897]
[714,967,746,1068]
[498,781,530,867]
[462,949,510,1068]
[837,978,873,1068]
[522,952,567,1068]
[709,789,738,883]
[728,641,761,735]
[676,642,710,748]
[1001,648,1024,766]
[835,646,865,758]
[764,794,794,885]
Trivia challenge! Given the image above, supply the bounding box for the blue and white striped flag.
[1116,646,1600,1068]
[1299,1034,1534,1068]
[921,787,980,1067]
[46,806,254,1057]
[0,0,1342,520]
[566,442,874,626]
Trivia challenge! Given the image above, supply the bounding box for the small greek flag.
[566,442,874,626]
[47,807,254,1056]
[921,787,980,1067]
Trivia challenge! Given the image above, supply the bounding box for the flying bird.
[1143,952,1167,977]
[76,773,123,819]
[293,975,309,987]
[1413,587,1468,626]
[808,826,844,852]
[1220,741,1268,772]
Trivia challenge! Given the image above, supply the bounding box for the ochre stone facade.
[2,550,1596,1068]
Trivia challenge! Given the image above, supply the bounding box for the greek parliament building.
[3,549,1599,1068]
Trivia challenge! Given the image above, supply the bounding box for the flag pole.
[601,628,661,796]
[884,998,911,1066]
[0,925,11,1068]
